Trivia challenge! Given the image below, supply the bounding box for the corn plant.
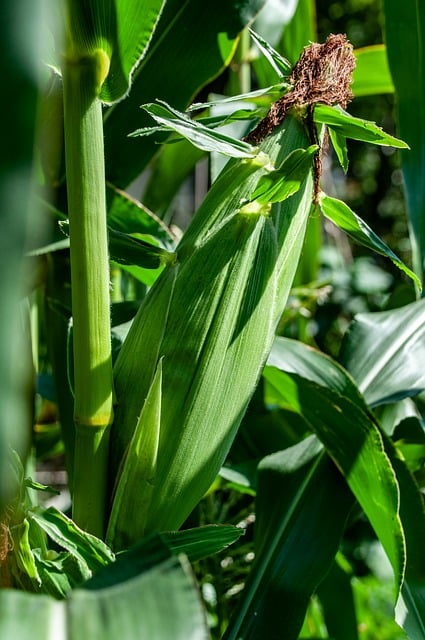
[1,0,425,638]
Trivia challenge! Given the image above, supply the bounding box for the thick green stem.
[62,54,113,537]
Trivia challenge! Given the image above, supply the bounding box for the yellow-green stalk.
[62,40,113,536]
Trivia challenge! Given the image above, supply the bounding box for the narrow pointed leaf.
[29,507,114,573]
[328,127,349,172]
[188,85,284,112]
[225,437,353,640]
[106,185,175,247]
[383,0,425,284]
[108,226,176,269]
[132,101,257,158]
[339,298,425,407]
[263,366,406,595]
[314,103,409,148]
[0,540,208,639]
[249,146,317,204]
[163,525,244,562]
[319,193,421,288]
[249,28,292,78]
[104,0,268,186]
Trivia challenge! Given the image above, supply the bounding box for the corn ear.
[108,112,314,545]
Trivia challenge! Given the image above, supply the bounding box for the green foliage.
[2,0,425,638]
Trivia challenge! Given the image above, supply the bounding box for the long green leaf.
[248,28,292,79]
[133,101,257,158]
[319,193,421,289]
[339,298,425,407]
[225,436,353,640]
[249,145,317,204]
[64,0,166,103]
[314,103,409,148]
[104,0,268,186]
[0,543,208,639]
[29,507,114,573]
[162,525,244,562]
[263,365,405,595]
[352,45,394,97]
[383,0,425,286]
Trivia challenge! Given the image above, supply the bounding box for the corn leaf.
[132,101,257,158]
[328,127,349,172]
[106,185,175,248]
[248,28,292,78]
[0,542,208,639]
[65,0,166,103]
[339,298,425,407]
[29,507,114,573]
[352,45,394,97]
[162,525,244,562]
[104,0,268,186]
[224,436,353,640]
[319,193,421,289]
[249,145,317,204]
[383,0,425,286]
[314,103,409,148]
[108,227,176,269]
[263,362,405,597]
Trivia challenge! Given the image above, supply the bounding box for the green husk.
[108,113,313,544]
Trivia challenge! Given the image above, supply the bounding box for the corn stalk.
[62,9,114,536]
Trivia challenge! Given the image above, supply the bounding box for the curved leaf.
[249,145,317,204]
[319,193,421,289]
[133,101,256,157]
[104,0,268,186]
[0,546,208,639]
[225,436,353,640]
[383,0,425,284]
[100,0,166,103]
[314,103,409,148]
[248,28,292,79]
[339,298,425,407]
[163,525,244,562]
[108,226,176,269]
[263,365,405,595]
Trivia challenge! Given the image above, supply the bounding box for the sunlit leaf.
[163,525,244,562]
[384,0,425,286]
[104,0,268,186]
[339,298,425,407]
[249,28,292,78]
[29,507,114,573]
[249,145,317,204]
[224,436,353,640]
[319,193,421,289]
[328,127,349,172]
[352,45,394,97]
[263,364,405,595]
[132,101,257,158]
[314,103,409,148]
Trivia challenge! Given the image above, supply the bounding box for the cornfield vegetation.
[0,0,424,638]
